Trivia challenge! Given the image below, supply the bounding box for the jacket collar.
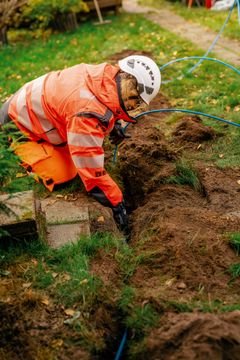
[85,63,136,123]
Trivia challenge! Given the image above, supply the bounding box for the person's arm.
[67,115,129,234]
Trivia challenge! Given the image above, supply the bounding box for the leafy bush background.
[21,0,89,29]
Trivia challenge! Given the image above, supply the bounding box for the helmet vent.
[138,83,144,94]
[145,86,154,95]
[127,59,135,69]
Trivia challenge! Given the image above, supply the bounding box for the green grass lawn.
[140,0,240,41]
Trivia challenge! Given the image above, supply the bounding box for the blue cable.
[113,108,240,164]
[114,329,128,360]
[238,0,240,24]
[188,0,238,73]
[134,108,240,127]
[160,56,240,80]
[160,0,240,83]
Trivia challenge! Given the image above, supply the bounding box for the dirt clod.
[172,116,219,144]
[142,311,240,360]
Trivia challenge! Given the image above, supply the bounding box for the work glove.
[112,201,130,241]
[109,121,131,145]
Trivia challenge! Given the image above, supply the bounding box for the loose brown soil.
[117,91,240,357]
[141,311,240,360]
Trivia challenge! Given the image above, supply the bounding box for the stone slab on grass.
[47,222,90,248]
[41,198,89,224]
[0,191,39,240]
[41,196,91,248]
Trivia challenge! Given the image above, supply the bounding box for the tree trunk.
[0,26,8,46]
[54,13,78,32]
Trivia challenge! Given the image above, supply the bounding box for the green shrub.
[20,0,89,29]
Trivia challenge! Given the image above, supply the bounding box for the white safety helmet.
[118,55,161,105]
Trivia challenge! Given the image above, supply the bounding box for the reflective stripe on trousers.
[72,154,104,169]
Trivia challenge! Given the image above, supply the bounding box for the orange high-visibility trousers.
[13,141,78,191]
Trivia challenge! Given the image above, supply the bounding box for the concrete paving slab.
[47,222,90,248]
[0,191,39,240]
[40,195,91,248]
[41,198,89,224]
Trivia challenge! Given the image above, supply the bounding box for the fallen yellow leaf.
[64,308,75,316]
[62,273,71,281]
[31,259,38,266]
[51,339,63,348]
[97,216,105,223]
[165,278,176,287]
[41,298,50,306]
[80,279,88,285]
[70,38,78,46]
[16,173,27,178]
[22,282,32,289]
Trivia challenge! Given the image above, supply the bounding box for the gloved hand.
[109,121,131,145]
[112,201,130,240]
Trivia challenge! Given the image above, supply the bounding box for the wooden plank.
[86,0,122,11]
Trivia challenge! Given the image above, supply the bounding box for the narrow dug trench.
[117,105,240,358]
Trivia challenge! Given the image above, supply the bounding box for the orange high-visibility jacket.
[8,63,134,207]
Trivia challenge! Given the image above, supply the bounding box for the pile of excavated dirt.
[140,311,240,360]
[117,98,240,357]
[118,107,240,303]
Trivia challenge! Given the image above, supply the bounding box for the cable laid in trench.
[114,329,128,360]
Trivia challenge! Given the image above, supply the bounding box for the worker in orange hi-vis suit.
[0,55,161,237]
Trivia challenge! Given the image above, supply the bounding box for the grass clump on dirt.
[165,159,202,191]
[229,232,240,255]
[125,304,159,338]
[229,263,240,279]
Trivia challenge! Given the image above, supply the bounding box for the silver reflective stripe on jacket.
[72,154,104,169]
[0,100,11,126]
[17,87,33,131]
[67,132,103,147]
[16,75,63,145]
[31,75,63,145]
